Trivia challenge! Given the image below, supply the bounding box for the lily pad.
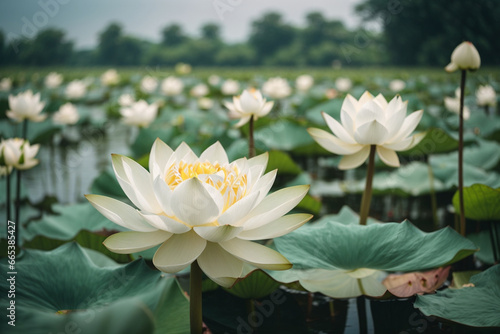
[415,265,500,328]
[452,184,500,221]
[0,242,190,334]
[402,128,459,156]
[224,269,280,300]
[265,150,303,175]
[275,220,477,272]
[254,120,313,151]
[467,230,497,265]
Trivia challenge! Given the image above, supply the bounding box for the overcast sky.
[0,0,363,49]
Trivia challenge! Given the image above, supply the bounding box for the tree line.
[1,0,499,67]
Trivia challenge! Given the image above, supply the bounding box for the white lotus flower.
[208,75,221,86]
[0,138,40,170]
[120,100,158,128]
[389,79,406,92]
[262,77,291,99]
[0,78,12,91]
[101,69,120,86]
[476,85,496,107]
[444,91,470,120]
[118,94,135,107]
[53,103,79,125]
[44,72,63,88]
[190,83,209,98]
[86,140,311,287]
[161,76,184,96]
[198,97,214,110]
[0,165,13,176]
[7,90,47,122]
[65,80,87,100]
[295,75,314,92]
[221,79,240,95]
[224,88,274,127]
[308,91,424,170]
[140,76,158,94]
[335,77,352,92]
[445,41,481,72]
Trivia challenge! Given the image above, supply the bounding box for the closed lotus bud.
[445,41,481,72]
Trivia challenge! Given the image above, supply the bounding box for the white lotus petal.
[353,121,389,145]
[308,128,363,155]
[373,93,388,110]
[376,146,400,167]
[112,154,162,213]
[382,137,414,151]
[234,116,251,128]
[171,178,222,226]
[103,230,172,254]
[390,110,424,143]
[174,142,196,160]
[238,213,312,240]
[194,225,244,242]
[198,242,243,288]
[220,238,291,270]
[85,195,157,232]
[239,90,260,113]
[153,231,207,273]
[153,176,175,217]
[358,91,374,106]
[149,138,173,179]
[322,112,356,144]
[259,101,274,117]
[218,191,260,226]
[338,146,371,170]
[240,185,309,230]
[140,212,191,233]
[355,100,383,127]
[247,152,269,177]
[199,141,229,165]
[250,169,277,205]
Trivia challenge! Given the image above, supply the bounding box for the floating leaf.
[415,265,500,328]
[224,269,280,300]
[452,184,500,221]
[266,150,302,175]
[468,230,497,265]
[402,128,459,156]
[255,120,313,151]
[0,242,190,334]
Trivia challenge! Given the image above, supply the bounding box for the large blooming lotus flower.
[0,138,40,170]
[120,100,158,128]
[224,89,274,127]
[308,91,424,170]
[445,41,481,72]
[86,140,311,287]
[7,90,47,122]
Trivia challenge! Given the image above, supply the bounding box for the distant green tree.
[161,24,188,46]
[201,23,221,41]
[356,0,500,65]
[249,12,296,63]
[98,23,123,65]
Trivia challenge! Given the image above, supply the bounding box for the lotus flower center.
[165,161,248,211]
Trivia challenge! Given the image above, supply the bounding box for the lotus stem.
[426,156,439,229]
[15,119,28,242]
[190,260,203,334]
[356,296,368,334]
[248,115,255,158]
[359,145,376,225]
[6,170,11,224]
[489,222,499,264]
[458,70,466,236]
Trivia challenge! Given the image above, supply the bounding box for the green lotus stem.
[190,260,203,334]
[458,70,466,236]
[248,115,255,158]
[356,296,368,334]
[483,105,489,116]
[489,222,499,264]
[6,170,12,224]
[15,119,28,240]
[426,157,439,228]
[359,145,376,225]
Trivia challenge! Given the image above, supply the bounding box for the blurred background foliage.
[1,0,499,68]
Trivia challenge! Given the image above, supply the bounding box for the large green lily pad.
[255,120,314,151]
[415,265,500,328]
[452,184,500,221]
[275,220,477,272]
[402,128,459,156]
[0,242,190,334]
